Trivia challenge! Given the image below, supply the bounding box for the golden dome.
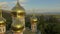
[30,14,38,23]
[31,18,38,24]
[0,6,6,26]
[0,17,6,26]
[11,0,25,17]
[11,18,24,32]
[32,18,38,22]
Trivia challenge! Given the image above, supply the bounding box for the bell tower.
[30,14,38,32]
[0,6,6,34]
[11,0,25,28]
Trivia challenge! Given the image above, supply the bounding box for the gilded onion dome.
[0,17,6,26]
[30,14,38,24]
[11,18,24,32]
[11,0,25,17]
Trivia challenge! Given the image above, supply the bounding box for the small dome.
[0,8,6,26]
[30,14,38,23]
[32,18,38,22]
[0,17,6,26]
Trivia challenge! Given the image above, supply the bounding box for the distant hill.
[42,12,60,15]
[26,11,60,15]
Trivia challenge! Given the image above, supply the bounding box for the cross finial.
[17,0,19,3]
[32,9,35,17]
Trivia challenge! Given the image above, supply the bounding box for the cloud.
[0,0,27,10]
[0,1,14,10]
[26,8,60,14]
[0,2,10,10]
[19,0,27,2]
[17,0,28,6]
[0,0,27,6]
[0,2,8,6]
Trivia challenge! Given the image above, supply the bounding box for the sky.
[0,0,60,13]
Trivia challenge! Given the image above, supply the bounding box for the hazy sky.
[0,0,60,13]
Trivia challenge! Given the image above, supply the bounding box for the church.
[0,0,41,34]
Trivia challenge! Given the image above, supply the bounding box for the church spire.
[16,0,21,7]
[12,0,25,11]
[17,0,19,3]
[32,9,36,18]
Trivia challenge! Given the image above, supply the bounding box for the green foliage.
[37,15,60,34]
[2,12,12,30]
